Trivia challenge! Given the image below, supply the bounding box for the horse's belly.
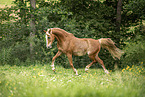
[71,39,88,56]
[73,51,87,56]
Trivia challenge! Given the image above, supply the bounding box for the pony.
[44,28,124,75]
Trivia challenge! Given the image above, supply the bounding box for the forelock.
[47,29,50,32]
[46,28,50,35]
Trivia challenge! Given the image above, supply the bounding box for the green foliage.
[0,65,145,97]
[122,25,145,66]
[125,0,145,20]
[0,47,13,65]
[124,40,145,65]
[0,0,145,69]
[122,0,145,27]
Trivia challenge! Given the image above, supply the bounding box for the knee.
[52,57,55,61]
[70,64,74,68]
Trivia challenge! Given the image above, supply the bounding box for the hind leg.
[85,55,96,72]
[85,61,95,72]
[95,55,109,74]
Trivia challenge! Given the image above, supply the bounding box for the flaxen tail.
[99,38,124,60]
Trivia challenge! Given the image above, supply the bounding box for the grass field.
[0,64,145,97]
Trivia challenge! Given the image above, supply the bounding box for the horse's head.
[44,28,55,48]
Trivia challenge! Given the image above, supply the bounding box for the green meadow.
[0,64,145,97]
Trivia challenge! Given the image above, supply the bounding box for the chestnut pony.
[45,28,123,75]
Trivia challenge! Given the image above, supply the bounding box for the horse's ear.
[44,30,47,33]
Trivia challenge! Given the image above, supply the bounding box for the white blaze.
[46,29,50,35]
[46,34,48,48]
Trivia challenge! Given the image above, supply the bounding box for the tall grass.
[0,64,144,97]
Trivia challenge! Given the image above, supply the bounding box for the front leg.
[66,53,78,75]
[51,51,62,72]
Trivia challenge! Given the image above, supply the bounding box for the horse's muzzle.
[47,45,52,48]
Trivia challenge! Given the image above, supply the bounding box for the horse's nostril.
[48,45,52,48]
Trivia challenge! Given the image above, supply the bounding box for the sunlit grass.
[0,64,145,97]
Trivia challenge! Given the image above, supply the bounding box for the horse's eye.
[48,36,50,39]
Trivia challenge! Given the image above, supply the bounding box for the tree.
[116,0,122,32]
[30,0,36,60]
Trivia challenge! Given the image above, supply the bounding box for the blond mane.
[52,28,74,37]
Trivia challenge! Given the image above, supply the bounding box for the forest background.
[0,0,145,69]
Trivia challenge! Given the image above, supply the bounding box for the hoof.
[105,70,109,74]
[85,68,89,72]
[53,70,56,73]
[52,69,56,74]
[75,73,79,76]
[52,67,55,71]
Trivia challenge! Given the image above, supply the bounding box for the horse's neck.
[52,29,68,41]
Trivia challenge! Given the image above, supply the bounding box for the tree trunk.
[114,0,122,69]
[30,0,36,60]
[116,0,122,32]
[20,0,26,23]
